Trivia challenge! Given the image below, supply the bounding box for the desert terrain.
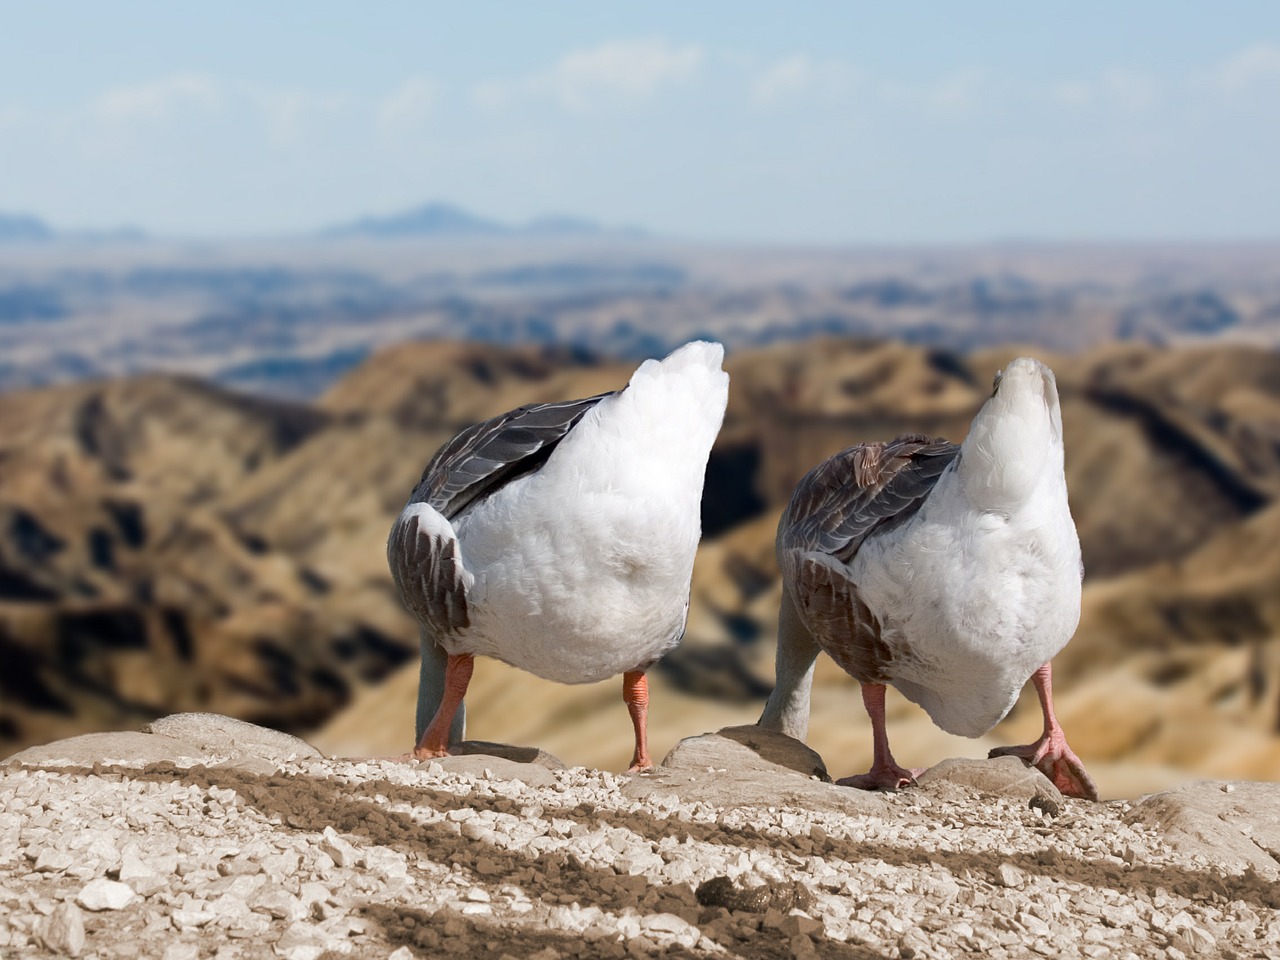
[1,331,1277,801]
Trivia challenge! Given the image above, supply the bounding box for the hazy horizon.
[3,4,1279,244]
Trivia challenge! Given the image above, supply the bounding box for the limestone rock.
[77,878,137,912]
[916,756,1065,805]
[672,725,830,780]
[625,725,888,815]
[37,902,85,957]
[451,740,566,770]
[432,753,557,788]
[1124,780,1280,878]
[5,732,211,768]
[141,713,321,762]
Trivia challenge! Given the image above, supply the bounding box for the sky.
[2,2,1279,244]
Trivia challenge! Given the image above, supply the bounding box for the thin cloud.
[91,74,223,124]
[1202,41,1280,93]
[751,55,856,107]
[377,77,438,135]
[248,88,350,146]
[474,37,703,112]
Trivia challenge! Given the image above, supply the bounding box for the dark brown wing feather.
[779,435,960,563]
[779,434,960,683]
[387,509,472,635]
[390,390,617,638]
[412,392,616,520]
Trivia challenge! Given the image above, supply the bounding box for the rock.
[431,754,557,788]
[249,888,305,921]
[450,740,566,770]
[996,863,1026,889]
[5,732,212,768]
[141,713,321,762]
[319,827,359,868]
[664,726,829,780]
[34,849,74,873]
[625,726,888,816]
[161,945,200,960]
[37,902,85,957]
[172,907,217,930]
[77,878,137,911]
[1124,780,1280,877]
[916,757,1065,804]
[779,914,824,938]
[695,876,815,915]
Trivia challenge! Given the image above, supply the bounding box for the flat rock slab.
[5,714,319,774]
[661,725,830,780]
[142,713,320,762]
[1124,780,1280,879]
[916,756,1065,805]
[4,731,219,769]
[449,740,566,770]
[626,726,890,815]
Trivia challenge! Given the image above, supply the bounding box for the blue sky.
[2,3,1279,242]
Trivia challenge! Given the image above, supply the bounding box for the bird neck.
[957,391,1062,514]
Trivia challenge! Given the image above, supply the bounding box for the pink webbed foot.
[836,762,924,792]
[992,662,1100,801]
[989,730,1099,801]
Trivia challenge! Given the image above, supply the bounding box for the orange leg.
[413,653,474,761]
[623,671,652,772]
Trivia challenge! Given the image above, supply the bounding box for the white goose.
[760,356,1098,799]
[388,341,729,770]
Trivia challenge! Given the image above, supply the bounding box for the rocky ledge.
[2,715,1278,959]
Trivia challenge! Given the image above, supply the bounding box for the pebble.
[76,878,137,912]
[36,902,85,957]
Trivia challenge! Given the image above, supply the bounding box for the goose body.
[762,356,1097,798]
[389,341,729,767]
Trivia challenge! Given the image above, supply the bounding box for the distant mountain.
[323,202,504,239]
[0,212,147,244]
[321,202,641,240]
[0,212,54,242]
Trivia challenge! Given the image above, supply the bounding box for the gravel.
[1,716,1278,959]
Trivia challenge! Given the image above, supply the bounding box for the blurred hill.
[4,239,1280,399]
[320,201,636,240]
[1,337,1278,797]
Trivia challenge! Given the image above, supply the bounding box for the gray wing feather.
[412,392,616,520]
[390,389,617,638]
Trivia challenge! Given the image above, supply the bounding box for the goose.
[388,341,729,771]
[759,356,1098,800]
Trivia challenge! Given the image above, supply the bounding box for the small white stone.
[76,878,137,912]
[34,849,74,873]
[172,907,217,930]
[36,902,85,957]
[319,827,358,868]
[996,863,1026,889]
